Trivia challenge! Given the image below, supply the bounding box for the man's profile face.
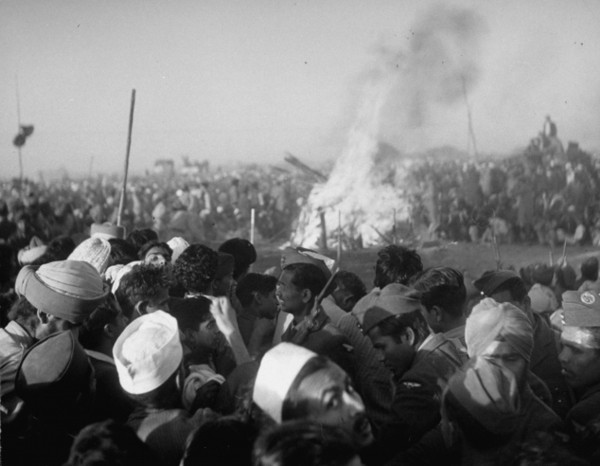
[293,362,374,448]
[559,326,600,390]
[367,325,415,378]
[276,269,307,316]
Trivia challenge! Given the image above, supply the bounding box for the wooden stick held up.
[117,89,136,227]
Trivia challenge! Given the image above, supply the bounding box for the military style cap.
[362,283,422,334]
[281,247,334,279]
[562,290,600,327]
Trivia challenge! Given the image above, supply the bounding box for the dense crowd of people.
[410,122,600,247]
[1,206,600,465]
[0,163,309,262]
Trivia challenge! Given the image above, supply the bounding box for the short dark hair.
[65,420,157,466]
[79,295,121,350]
[138,240,173,263]
[128,370,180,409]
[236,273,277,307]
[411,267,466,319]
[492,277,529,303]
[374,245,423,288]
[581,257,599,282]
[218,238,257,280]
[283,263,328,298]
[127,228,158,253]
[169,297,212,332]
[116,264,171,319]
[253,420,358,466]
[182,416,256,466]
[7,296,38,336]
[375,310,430,345]
[108,238,139,266]
[173,244,218,294]
[334,271,367,302]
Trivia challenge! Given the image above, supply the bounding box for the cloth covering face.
[465,298,533,363]
[444,356,520,436]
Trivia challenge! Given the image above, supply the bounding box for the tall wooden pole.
[15,75,23,188]
[336,210,342,266]
[117,89,136,227]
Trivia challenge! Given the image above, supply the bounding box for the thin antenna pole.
[117,89,136,227]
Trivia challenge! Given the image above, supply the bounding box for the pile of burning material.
[292,4,484,249]
[291,137,418,249]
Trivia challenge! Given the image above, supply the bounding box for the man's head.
[473,270,531,315]
[253,420,360,466]
[362,284,429,377]
[173,244,218,295]
[212,252,236,297]
[108,238,139,266]
[169,297,220,353]
[218,238,257,281]
[138,240,172,268]
[580,257,599,282]
[331,271,367,313]
[559,290,600,391]
[15,260,108,339]
[442,357,520,451]
[113,311,184,408]
[116,263,171,318]
[373,245,423,289]
[465,298,533,391]
[411,267,466,333]
[127,228,159,254]
[253,343,373,448]
[68,237,112,275]
[236,273,279,319]
[276,263,328,317]
[79,295,129,352]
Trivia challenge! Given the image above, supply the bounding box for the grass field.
[253,241,600,288]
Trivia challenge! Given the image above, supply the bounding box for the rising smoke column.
[292,5,487,248]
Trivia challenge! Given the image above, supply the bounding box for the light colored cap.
[90,222,126,240]
[68,236,111,275]
[253,342,317,423]
[113,310,183,394]
[18,245,48,266]
[167,237,190,263]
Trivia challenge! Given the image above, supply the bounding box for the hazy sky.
[1,0,600,179]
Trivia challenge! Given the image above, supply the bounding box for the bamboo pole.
[117,89,136,227]
[336,210,342,266]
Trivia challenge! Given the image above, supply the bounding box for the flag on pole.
[13,125,34,148]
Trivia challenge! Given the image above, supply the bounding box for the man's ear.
[37,309,50,324]
[401,327,416,347]
[103,323,116,340]
[430,305,443,323]
[134,301,148,316]
[342,295,356,310]
[301,288,313,304]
